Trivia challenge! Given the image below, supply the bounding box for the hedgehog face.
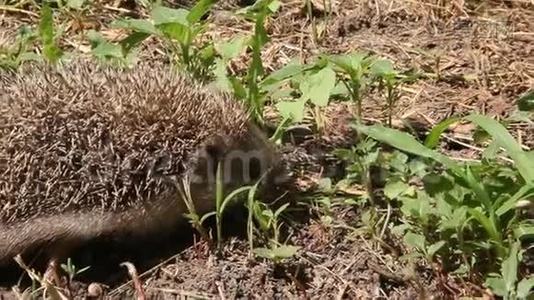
[184,124,287,214]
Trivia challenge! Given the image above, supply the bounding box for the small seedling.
[60,257,90,282]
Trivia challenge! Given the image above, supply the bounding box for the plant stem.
[215,161,223,252]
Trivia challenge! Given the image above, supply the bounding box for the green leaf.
[517,277,534,299]
[384,181,410,200]
[424,117,460,149]
[187,0,216,24]
[502,242,519,292]
[252,202,270,232]
[220,186,252,213]
[86,29,105,47]
[495,184,534,216]
[66,0,85,9]
[391,223,411,236]
[427,241,446,258]
[214,58,232,91]
[466,114,534,183]
[327,52,367,75]
[467,208,500,244]
[464,166,492,210]
[229,77,248,100]
[157,23,189,43]
[261,209,274,219]
[485,277,507,297]
[370,59,395,76]
[517,90,534,111]
[16,52,42,63]
[352,124,460,174]
[274,203,290,218]
[482,141,500,160]
[403,232,426,251]
[275,98,307,123]
[300,67,336,107]
[215,36,248,61]
[261,60,310,86]
[422,173,454,196]
[270,245,299,258]
[200,211,216,224]
[151,6,189,25]
[120,32,150,53]
[440,205,467,230]
[514,224,534,241]
[253,247,275,259]
[91,41,123,59]
[112,19,158,35]
[39,3,63,63]
[254,245,299,261]
[268,0,281,12]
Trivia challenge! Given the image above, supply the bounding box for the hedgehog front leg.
[42,243,76,296]
[43,257,64,285]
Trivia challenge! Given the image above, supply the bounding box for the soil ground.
[0,0,533,299]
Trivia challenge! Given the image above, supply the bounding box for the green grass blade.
[353,124,461,173]
[467,208,502,247]
[465,114,534,183]
[424,117,460,149]
[220,186,252,214]
[496,184,534,216]
[187,0,216,24]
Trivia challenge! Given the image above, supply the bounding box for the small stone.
[87,282,104,298]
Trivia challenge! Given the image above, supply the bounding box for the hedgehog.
[0,59,286,282]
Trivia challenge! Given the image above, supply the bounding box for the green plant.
[212,161,256,252]
[60,257,90,282]
[13,255,68,300]
[213,0,282,124]
[326,52,374,121]
[370,59,400,127]
[39,2,64,64]
[273,58,338,130]
[253,244,299,264]
[485,242,534,300]
[177,176,213,245]
[97,0,217,78]
[517,90,534,112]
[0,25,41,69]
[250,201,300,263]
[334,138,380,205]
[178,161,263,252]
[346,114,534,294]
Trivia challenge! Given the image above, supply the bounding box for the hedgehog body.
[0,60,280,265]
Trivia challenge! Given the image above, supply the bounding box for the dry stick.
[442,135,514,164]
[147,287,213,299]
[109,247,188,297]
[0,5,38,17]
[120,262,147,300]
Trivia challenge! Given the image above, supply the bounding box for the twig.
[0,5,39,17]
[120,262,146,300]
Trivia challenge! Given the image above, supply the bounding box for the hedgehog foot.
[43,258,71,297]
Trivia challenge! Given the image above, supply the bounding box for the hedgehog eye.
[249,157,262,181]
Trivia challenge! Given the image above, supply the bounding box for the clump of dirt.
[103,206,447,299]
